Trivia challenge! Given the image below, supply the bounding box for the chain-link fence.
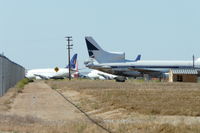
[0,55,25,96]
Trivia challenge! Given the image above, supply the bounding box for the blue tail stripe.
[66,54,78,69]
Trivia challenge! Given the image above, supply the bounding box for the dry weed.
[47,80,200,116]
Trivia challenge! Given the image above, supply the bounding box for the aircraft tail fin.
[66,53,78,69]
[135,54,141,61]
[85,37,125,63]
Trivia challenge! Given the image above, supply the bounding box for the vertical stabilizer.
[85,37,125,63]
[66,54,78,69]
[135,54,141,61]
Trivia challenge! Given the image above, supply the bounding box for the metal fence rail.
[0,55,25,96]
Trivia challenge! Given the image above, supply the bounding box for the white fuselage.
[102,60,199,68]
[26,68,74,79]
[88,60,200,77]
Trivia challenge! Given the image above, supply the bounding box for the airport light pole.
[65,36,73,80]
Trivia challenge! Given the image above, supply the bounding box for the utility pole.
[65,36,73,80]
[193,54,195,68]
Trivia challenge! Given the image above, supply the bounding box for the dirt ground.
[9,81,83,121]
[0,81,105,133]
[1,80,200,133]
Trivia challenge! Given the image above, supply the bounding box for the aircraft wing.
[128,68,164,74]
[34,74,49,80]
[97,73,112,80]
[129,68,157,72]
[95,67,163,77]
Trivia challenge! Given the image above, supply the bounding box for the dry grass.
[1,79,200,133]
[0,80,105,133]
[48,79,200,116]
[1,113,200,133]
[46,79,200,133]
[106,123,200,133]
[1,116,200,133]
[0,114,104,133]
[15,78,33,93]
[0,78,33,112]
[0,88,17,111]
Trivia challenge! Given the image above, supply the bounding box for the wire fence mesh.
[0,55,25,96]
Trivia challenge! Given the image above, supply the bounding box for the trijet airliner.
[84,37,200,78]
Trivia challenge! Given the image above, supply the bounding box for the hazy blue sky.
[1,0,200,69]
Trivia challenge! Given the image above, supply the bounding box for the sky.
[1,0,200,70]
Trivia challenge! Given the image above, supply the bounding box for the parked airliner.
[26,54,78,79]
[84,37,200,78]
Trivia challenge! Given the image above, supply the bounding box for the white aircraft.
[84,37,200,78]
[86,69,117,80]
[26,54,78,79]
